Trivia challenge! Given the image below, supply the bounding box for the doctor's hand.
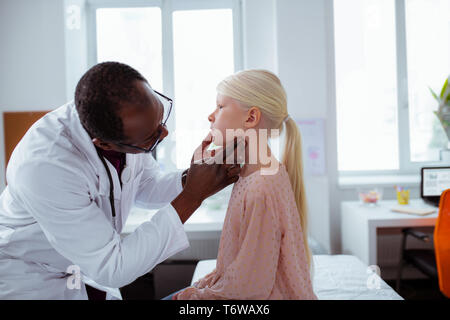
[171,135,243,224]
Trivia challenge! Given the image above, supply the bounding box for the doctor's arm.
[12,160,189,289]
[171,160,241,223]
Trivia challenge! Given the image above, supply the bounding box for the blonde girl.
[173,69,316,300]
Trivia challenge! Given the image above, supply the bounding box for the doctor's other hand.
[186,135,243,200]
[171,137,242,224]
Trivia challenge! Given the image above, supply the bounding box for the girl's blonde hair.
[217,69,312,269]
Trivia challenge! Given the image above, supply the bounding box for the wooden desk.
[341,199,437,266]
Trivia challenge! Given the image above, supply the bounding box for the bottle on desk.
[395,186,410,205]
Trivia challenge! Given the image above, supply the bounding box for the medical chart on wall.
[295,118,326,176]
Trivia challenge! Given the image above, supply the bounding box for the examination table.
[191,255,403,300]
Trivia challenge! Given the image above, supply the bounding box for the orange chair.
[434,188,450,298]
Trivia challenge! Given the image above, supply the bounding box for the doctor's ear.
[92,138,114,151]
[244,107,261,129]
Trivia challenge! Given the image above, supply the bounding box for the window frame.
[336,0,446,177]
[86,0,243,170]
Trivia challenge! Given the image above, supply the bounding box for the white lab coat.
[0,101,189,299]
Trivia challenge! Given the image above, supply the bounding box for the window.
[173,9,235,169]
[88,0,242,171]
[334,0,450,173]
[96,7,163,91]
[334,0,399,171]
[405,0,450,162]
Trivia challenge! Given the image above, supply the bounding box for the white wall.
[277,0,337,254]
[0,0,67,189]
[241,0,277,72]
[0,0,66,108]
[64,0,89,101]
[277,0,340,253]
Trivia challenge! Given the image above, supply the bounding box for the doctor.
[0,62,241,299]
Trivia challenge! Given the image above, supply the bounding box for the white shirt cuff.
[175,169,184,195]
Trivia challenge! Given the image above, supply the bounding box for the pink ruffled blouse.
[176,164,317,300]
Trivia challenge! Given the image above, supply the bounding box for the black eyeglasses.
[117,90,173,153]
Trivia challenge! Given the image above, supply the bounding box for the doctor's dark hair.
[75,61,148,142]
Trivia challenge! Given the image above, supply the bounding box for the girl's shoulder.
[236,164,290,200]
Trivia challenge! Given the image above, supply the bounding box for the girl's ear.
[244,107,261,128]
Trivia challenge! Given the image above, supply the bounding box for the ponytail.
[282,117,312,269]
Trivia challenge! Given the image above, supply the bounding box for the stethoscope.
[96,148,117,228]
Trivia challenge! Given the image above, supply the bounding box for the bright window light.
[405,0,450,162]
[334,0,399,171]
[96,7,163,91]
[172,9,235,169]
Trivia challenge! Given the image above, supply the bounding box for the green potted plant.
[430,75,450,161]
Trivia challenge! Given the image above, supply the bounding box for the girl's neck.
[239,141,279,178]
